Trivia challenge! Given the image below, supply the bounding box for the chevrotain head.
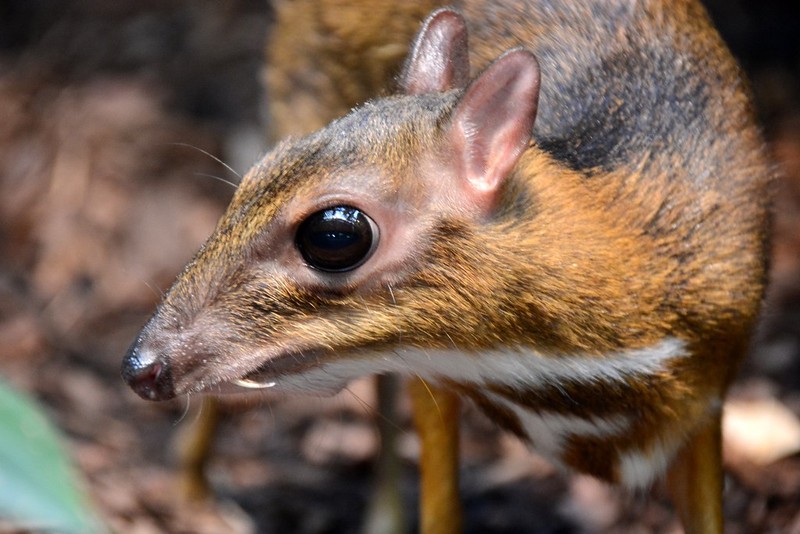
[122,9,541,400]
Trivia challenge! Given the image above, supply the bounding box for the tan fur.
[126,0,772,498]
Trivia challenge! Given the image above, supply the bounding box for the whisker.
[170,142,242,179]
[415,375,447,425]
[174,394,192,426]
[193,172,239,190]
[444,332,457,350]
[359,296,372,315]
[143,280,165,300]
[343,381,405,434]
[387,284,402,344]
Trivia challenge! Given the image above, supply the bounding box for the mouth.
[229,349,323,391]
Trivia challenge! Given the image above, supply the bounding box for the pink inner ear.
[401,8,470,95]
[450,49,541,211]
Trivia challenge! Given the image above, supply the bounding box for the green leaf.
[0,379,103,533]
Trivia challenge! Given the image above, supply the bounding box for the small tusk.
[234,378,277,389]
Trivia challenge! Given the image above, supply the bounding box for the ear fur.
[401,8,470,94]
[448,48,541,211]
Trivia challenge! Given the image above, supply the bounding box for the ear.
[401,8,470,94]
[448,49,541,213]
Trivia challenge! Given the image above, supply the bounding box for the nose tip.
[121,335,175,400]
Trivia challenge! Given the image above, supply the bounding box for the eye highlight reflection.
[295,206,379,272]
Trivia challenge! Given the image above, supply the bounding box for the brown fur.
[125,0,772,494]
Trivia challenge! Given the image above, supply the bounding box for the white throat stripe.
[276,337,687,394]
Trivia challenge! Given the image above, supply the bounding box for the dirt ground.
[1,1,799,532]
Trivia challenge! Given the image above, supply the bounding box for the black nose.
[121,335,175,401]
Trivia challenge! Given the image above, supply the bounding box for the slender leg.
[362,374,407,534]
[666,413,723,534]
[176,396,220,501]
[409,378,463,534]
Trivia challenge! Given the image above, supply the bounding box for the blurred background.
[0,1,798,532]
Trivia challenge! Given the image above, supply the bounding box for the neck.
[419,149,674,355]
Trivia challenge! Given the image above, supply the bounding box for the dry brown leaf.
[723,398,800,465]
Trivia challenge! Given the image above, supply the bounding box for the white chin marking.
[276,337,687,396]
[265,372,351,396]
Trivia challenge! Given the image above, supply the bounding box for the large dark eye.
[295,206,379,272]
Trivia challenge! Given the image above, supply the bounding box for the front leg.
[409,378,463,534]
[666,412,724,534]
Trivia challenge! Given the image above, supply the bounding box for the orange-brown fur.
[125,0,772,510]
[264,0,770,361]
